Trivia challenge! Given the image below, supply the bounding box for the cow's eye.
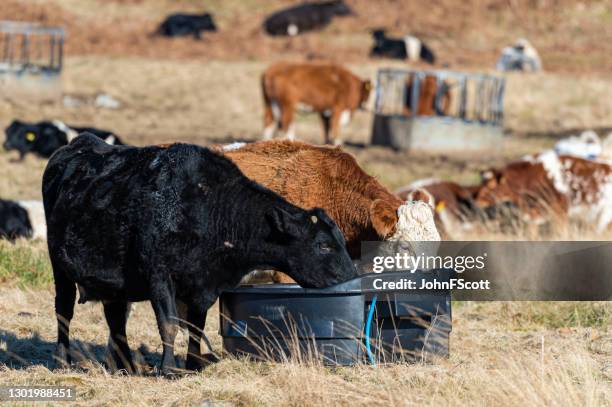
[318,242,332,254]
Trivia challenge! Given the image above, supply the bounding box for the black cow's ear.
[268,207,303,238]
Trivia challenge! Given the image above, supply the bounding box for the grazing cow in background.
[154,12,217,39]
[223,140,440,282]
[44,134,356,374]
[396,180,482,239]
[370,29,435,64]
[0,199,32,241]
[496,38,542,72]
[261,62,371,145]
[3,120,122,160]
[264,0,353,36]
[404,74,451,116]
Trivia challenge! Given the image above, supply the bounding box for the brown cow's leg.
[263,102,277,140]
[328,109,342,145]
[279,103,295,141]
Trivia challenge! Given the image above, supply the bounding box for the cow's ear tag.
[311,215,318,224]
[26,132,36,142]
[435,200,446,213]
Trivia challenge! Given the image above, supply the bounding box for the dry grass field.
[1,0,611,405]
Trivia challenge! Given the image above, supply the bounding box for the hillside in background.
[3,0,612,73]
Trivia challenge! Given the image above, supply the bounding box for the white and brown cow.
[476,151,612,233]
[261,62,371,146]
[396,179,483,239]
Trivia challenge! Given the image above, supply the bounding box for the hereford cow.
[263,0,353,36]
[404,74,451,116]
[370,30,435,64]
[154,12,217,39]
[396,180,482,239]
[474,152,572,232]
[44,134,356,374]
[261,62,371,145]
[4,119,122,160]
[223,140,440,282]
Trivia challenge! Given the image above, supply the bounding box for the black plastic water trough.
[219,270,452,365]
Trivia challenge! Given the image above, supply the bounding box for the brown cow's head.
[475,168,512,208]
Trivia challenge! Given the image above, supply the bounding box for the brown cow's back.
[225,140,403,256]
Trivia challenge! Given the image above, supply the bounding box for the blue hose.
[365,295,377,367]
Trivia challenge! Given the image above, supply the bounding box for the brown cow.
[404,74,451,117]
[261,61,371,146]
[474,152,570,232]
[396,179,482,239]
[222,140,440,282]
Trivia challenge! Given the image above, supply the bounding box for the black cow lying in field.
[3,120,122,160]
[43,134,356,375]
[0,199,33,241]
[264,0,353,36]
[154,12,217,39]
[370,29,435,64]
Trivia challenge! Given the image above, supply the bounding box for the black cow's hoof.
[161,368,184,379]
[185,353,220,371]
[53,346,71,369]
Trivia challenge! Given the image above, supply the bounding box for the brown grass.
[0,287,610,406]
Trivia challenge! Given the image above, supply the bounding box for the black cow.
[155,12,217,39]
[370,29,435,64]
[0,199,33,241]
[264,0,353,36]
[3,120,122,160]
[43,134,357,375]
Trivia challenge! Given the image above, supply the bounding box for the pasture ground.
[0,0,611,405]
[0,239,610,406]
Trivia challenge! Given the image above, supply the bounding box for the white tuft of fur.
[17,200,46,240]
[536,150,569,194]
[554,130,601,160]
[387,201,441,259]
[222,142,246,152]
[404,35,422,62]
[390,201,440,242]
[287,24,298,36]
[52,120,79,142]
[339,110,351,127]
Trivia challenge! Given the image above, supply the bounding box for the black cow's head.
[198,13,217,31]
[267,207,357,288]
[328,0,353,16]
[371,29,387,42]
[0,200,32,241]
[3,120,67,159]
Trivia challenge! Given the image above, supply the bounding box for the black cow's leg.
[103,301,135,374]
[150,285,179,376]
[53,268,76,369]
[184,308,218,370]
